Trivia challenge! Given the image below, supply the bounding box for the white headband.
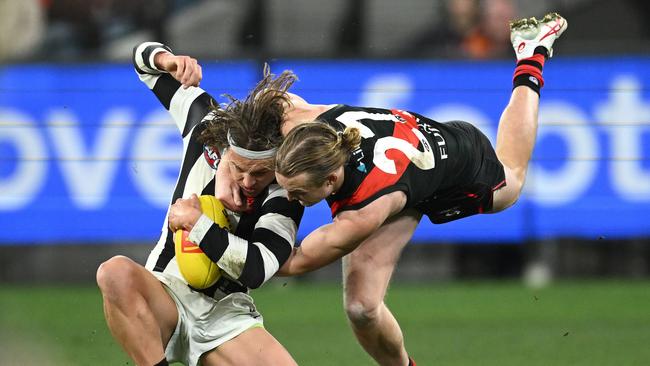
[227,130,277,160]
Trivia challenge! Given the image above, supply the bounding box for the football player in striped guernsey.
[96,43,304,366]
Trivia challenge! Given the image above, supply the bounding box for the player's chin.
[299,200,317,207]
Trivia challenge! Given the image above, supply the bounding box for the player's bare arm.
[279,191,407,275]
[153,51,202,88]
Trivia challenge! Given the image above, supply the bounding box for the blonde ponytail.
[277,122,359,187]
[339,127,361,152]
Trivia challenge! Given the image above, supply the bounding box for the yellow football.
[174,195,232,289]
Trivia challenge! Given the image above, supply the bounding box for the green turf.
[1,280,649,365]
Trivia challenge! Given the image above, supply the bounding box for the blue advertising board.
[1,57,649,244]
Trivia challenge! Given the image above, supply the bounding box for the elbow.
[132,42,147,66]
[246,279,264,290]
[277,248,309,276]
[131,45,139,67]
[237,265,266,289]
[238,272,265,290]
[292,266,309,276]
[277,263,307,277]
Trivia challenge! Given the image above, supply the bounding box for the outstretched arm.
[278,191,407,275]
[132,42,214,136]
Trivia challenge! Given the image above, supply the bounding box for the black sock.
[154,358,169,366]
[512,48,548,96]
[533,46,550,60]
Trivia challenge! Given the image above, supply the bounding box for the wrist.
[188,214,214,244]
[153,51,171,71]
[186,209,203,230]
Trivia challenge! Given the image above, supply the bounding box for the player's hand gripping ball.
[173,195,232,289]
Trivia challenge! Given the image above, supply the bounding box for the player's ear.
[327,173,338,186]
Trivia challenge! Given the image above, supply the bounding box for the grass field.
[1,280,650,365]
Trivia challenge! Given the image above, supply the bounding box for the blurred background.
[1,0,649,365]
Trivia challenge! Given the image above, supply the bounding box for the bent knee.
[344,300,382,328]
[96,255,139,295]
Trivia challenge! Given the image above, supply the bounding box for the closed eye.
[289,190,305,199]
[230,162,244,173]
[250,169,271,177]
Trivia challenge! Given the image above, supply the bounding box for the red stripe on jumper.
[330,110,420,215]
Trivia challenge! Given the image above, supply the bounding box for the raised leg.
[493,13,568,211]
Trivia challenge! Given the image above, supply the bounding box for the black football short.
[415,121,506,224]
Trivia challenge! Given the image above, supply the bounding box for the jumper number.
[336,111,436,174]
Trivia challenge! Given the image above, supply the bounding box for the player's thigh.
[343,209,422,302]
[201,327,298,366]
[136,270,178,340]
[491,167,521,212]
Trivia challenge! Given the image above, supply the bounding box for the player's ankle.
[533,46,550,60]
[512,53,546,95]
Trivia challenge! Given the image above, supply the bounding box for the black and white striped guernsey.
[134,42,304,290]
